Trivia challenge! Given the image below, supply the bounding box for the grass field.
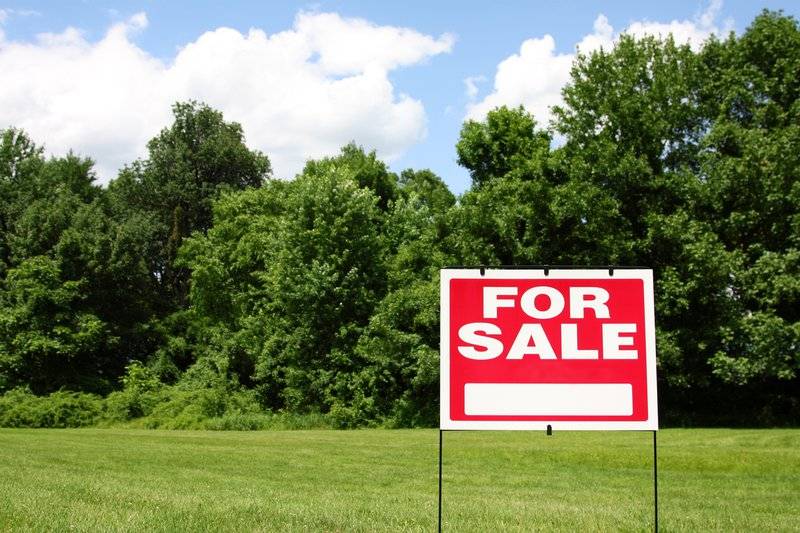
[0,428,798,531]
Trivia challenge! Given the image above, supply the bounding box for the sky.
[1,1,797,194]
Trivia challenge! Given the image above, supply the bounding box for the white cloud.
[625,0,730,49]
[465,34,574,127]
[464,75,485,101]
[466,1,731,126]
[0,11,453,182]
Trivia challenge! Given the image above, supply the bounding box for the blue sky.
[1,1,797,193]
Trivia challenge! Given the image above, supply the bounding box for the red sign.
[440,268,658,430]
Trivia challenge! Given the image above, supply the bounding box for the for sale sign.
[440,268,658,430]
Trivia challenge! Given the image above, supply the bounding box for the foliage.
[1,10,798,427]
[0,388,103,427]
[457,105,552,189]
[0,256,112,393]
[108,101,271,310]
[302,143,398,210]
[181,150,391,417]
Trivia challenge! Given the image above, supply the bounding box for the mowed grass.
[0,429,798,532]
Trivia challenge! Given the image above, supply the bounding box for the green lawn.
[0,429,797,531]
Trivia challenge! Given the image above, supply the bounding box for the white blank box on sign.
[463,383,633,416]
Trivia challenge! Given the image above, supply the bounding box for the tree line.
[0,11,798,428]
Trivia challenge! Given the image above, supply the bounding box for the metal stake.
[653,430,659,532]
[438,429,443,532]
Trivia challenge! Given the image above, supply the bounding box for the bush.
[205,411,333,431]
[0,388,103,428]
[113,386,267,429]
[128,388,223,429]
[100,362,165,423]
[102,388,164,423]
[0,383,337,431]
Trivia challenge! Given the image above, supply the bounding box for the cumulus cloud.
[625,0,728,48]
[465,34,574,127]
[463,76,485,101]
[466,0,731,125]
[0,11,454,182]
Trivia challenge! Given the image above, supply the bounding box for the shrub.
[205,411,333,431]
[118,386,266,429]
[0,388,103,428]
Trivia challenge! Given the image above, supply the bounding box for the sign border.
[440,267,658,431]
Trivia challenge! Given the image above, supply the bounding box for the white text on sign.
[457,286,637,361]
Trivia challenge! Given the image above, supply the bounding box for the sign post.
[438,267,659,530]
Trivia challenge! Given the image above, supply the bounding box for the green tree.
[0,137,125,393]
[352,168,453,426]
[696,11,800,387]
[0,256,111,393]
[56,199,163,368]
[456,105,552,189]
[548,33,734,399]
[397,168,455,215]
[448,11,800,423]
[554,34,705,231]
[181,156,388,418]
[0,129,45,275]
[109,101,271,310]
[302,143,398,211]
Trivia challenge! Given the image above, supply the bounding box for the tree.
[109,101,271,310]
[696,11,800,388]
[447,12,800,423]
[547,34,735,398]
[553,34,706,232]
[397,168,455,215]
[302,143,398,211]
[0,129,45,275]
[0,256,111,393]
[0,142,124,393]
[56,199,163,367]
[181,156,388,417]
[456,105,552,189]
[352,168,453,426]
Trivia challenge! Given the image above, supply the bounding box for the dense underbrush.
[0,362,336,430]
[0,387,334,430]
